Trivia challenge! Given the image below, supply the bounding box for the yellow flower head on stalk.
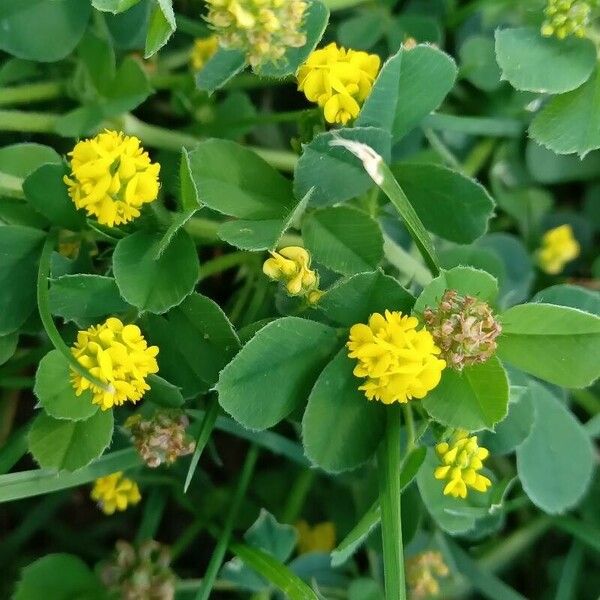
[406,551,449,600]
[537,224,580,274]
[347,311,446,404]
[541,0,592,39]
[297,42,381,125]
[70,317,159,411]
[295,521,336,554]
[191,36,219,71]
[205,0,308,68]
[262,246,321,302]
[434,429,492,499]
[91,472,141,515]
[64,130,160,228]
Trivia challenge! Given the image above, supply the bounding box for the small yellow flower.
[297,43,381,125]
[406,551,449,600]
[434,430,491,499]
[263,246,321,300]
[537,224,580,274]
[541,0,591,39]
[347,311,446,404]
[91,472,141,515]
[191,36,219,71]
[64,130,160,228]
[205,0,307,68]
[296,521,336,554]
[70,317,159,411]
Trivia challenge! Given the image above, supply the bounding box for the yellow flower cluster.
[205,0,307,68]
[70,317,159,411]
[64,130,160,228]
[91,471,141,515]
[295,521,336,554]
[537,224,580,274]
[347,311,446,404]
[297,43,381,125]
[434,430,491,499]
[541,0,591,39]
[191,36,219,71]
[263,246,322,303]
[406,551,449,600]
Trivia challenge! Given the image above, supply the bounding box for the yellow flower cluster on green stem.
[541,0,592,39]
[347,310,446,404]
[64,130,160,228]
[263,246,322,303]
[191,36,219,71]
[434,429,491,499]
[295,521,336,554]
[70,317,159,411]
[537,224,580,274]
[91,471,141,515]
[205,0,307,68]
[297,42,381,125]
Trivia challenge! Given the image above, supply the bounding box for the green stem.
[0,109,58,132]
[422,113,523,138]
[377,405,406,600]
[280,468,316,524]
[37,231,110,391]
[195,444,259,600]
[423,128,462,172]
[402,404,415,453]
[0,81,64,106]
[198,251,253,282]
[462,138,497,177]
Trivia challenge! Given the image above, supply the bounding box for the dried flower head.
[190,36,219,71]
[435,429,492,499]
[70,317,159,411]
[205,0,307,68]
[297,42,381,124]
[406,551,449,599]
[422,290,502,371]
[537,224,581,274]
[100,540,175,600]
[541,0,592,39]
[263,246,322,302]
[64,130,160,227]
[347,310,446,404]
[295,520,336,554]
[125,411,196,468]
[91,472,141,515]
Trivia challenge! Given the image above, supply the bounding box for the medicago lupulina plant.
[0,0,599,599]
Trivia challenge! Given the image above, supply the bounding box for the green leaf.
[23,163,85,230]
[217,317,339,430]
[144,374,184,408]
[530,68,600,157]
[459,35,501,92]
[34,350,98,421]
[294,127,391,207]
[423,356,509,431]
[392,163,494,244]
[256,0,329,78]
[196,48,247,94]
[93,0,141,13]
[413,266,499,315]
[144,0,175,58]
[0,143,61,189]
[302,349,385,472]
[497,303,600,388]
[517,382,595,514]
[113,229,199,314]
[0,0,91,63]
[144,293,240,398]
[0,225,46,335]
[302,206,383,275]
[0,331,18,366]
[527,141,600,183]
[244,509,298,562]
[49,274,130,327]
[179,148,201,212]
[319,270,415,327]
[28,409,114,471]
[14,554,104,600]
[495,27,596,93]
[338,12,386,50]
[532,284,600,316]
[356,44,457,140]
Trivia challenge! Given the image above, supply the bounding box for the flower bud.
[541,0,591,39]
[406,551,449,599]
[263,246,323,301]
[423,290,501,371]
